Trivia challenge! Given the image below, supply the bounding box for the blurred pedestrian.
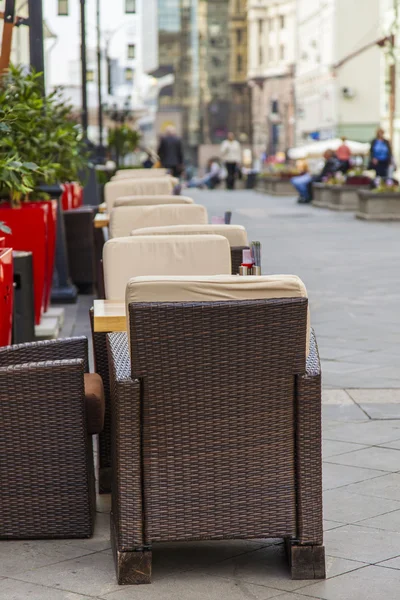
[370,128,392,178]
[220,132,242,190]
[157,126,184,177]
[337,137,351,173]
[187,159,224,189]
[291,150,340,204]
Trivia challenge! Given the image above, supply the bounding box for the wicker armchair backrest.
[128,298,308,542]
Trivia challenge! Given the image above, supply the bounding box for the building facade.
[228,0,252,142]
[247,0,296,158]
[295,0,380,145]
[198,0,231,145]
[42,0,158,143]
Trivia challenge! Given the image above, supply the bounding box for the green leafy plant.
[108,125,141,168]
[0,65,88,206]
[0,157,41,207]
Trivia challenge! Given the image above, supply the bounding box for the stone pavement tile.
[323,420,400,445]
[323,488,400,523]
[0,540,96,577]
[324,524,400,563]
[359,404,400,419]
[358,510,400,533]
[62,513,111,552]
[193,544,364,594]
[346,390,400,404]
[102,572,284,600]
[299,565,400,600]
[325,446,400,473]
[322,440,367,459]
[13,550,120,598]
[322,390,354,405]
[0,579,101,600]
[322,462,384,491]
[346,389,400,419]
[344,473,400,501]
[380,439,400,450]
[323,520,346,532]
[322,405,368,421]
[378,556,400,570]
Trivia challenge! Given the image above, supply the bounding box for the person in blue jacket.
[370,129,392,178]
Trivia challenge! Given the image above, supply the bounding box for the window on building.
[237,54,243,72]
[280,44,285,60]
[258,20,263,36]
[211,56,221,67]
[236,29,242,45]
[58,0,69,16]
[127,44,136,59]
[280,15,285,29]
[86,70,94,82]
[125,67,134,82]
[269,47,274,62]
[259,46,263,65]
[125,0,136,13]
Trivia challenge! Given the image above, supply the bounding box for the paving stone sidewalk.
[194,189,400,389]
[1,190,400,599]
[2,392,400,600]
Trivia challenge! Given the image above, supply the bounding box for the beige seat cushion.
[109,204,208,239]
[103,235,231,300]
[131,224,248,247]
[114,168,168,179]
[105,177,176,212]
[126,274,310,354]
[114,195,194,208]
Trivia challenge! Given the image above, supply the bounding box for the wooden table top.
[93,300,126,332]
[94,213,110,228]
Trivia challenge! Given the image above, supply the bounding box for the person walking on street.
[370,128,392,178]
[157,126,184,178]
[337,137,352,173]
[220,132,242,190]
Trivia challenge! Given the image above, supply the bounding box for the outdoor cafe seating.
[107,274,325,583]
[91,233,232,492]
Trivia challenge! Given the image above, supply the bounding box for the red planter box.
[71,182,83,208]
[61,183,73,211]
[0,204,48,325]
[28,200,58,312]
[0,247,14,346]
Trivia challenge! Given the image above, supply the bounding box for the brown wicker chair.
[107,283,325,584]
[91,235,232,493]
[0,337,104,539]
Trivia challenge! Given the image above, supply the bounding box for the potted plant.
[108,125,141,168]
[0,66,88,319]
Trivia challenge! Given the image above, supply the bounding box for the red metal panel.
[0,247,14,346]
[0,205,47,325]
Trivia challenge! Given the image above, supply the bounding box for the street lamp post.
[96,0,104,152]
[28,0,45,88]
[80,0,88,135]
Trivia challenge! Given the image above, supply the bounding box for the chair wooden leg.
[111,513,151,585]
[286,540,326,580]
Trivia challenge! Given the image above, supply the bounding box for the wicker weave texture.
[107,333,144,550]
[230,246,249,275]
[129,299,308,543]
[0,338,95,539]
[90,310,112,475]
